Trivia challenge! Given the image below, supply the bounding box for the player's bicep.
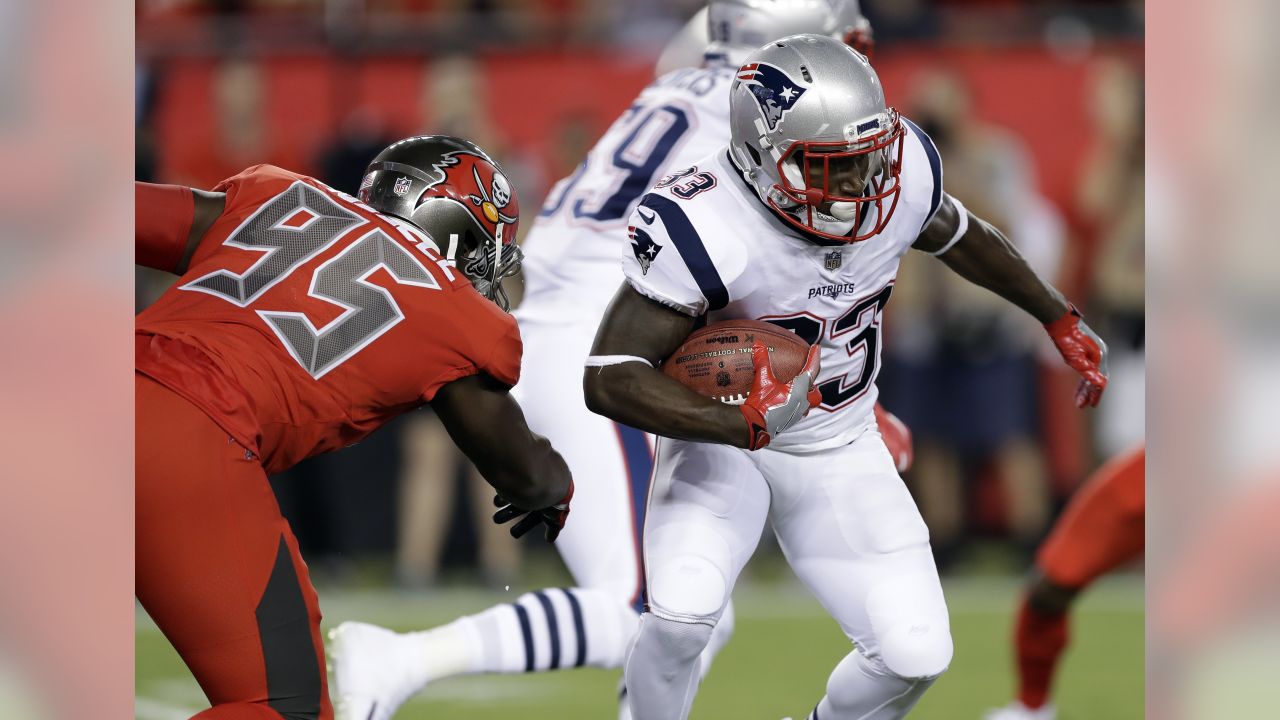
[912,192,967,256]
[591,282,699,366]
[431,372,523,453]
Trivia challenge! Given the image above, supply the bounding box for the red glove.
[843,17,875,59]
[1045,304,1109,408]
[740,342,822,450]
[874,402,914,473]
[493,479,574,542]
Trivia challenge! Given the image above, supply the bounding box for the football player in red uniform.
[985,445,1145,720]
[135,135,574,720]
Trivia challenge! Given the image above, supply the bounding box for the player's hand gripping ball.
[662,320,822,449]
[661,320,813,402]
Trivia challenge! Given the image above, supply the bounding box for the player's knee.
[1027,570,1078,615]
[639,612,715,663]
[647,554,729,621]
[877,620,953,680]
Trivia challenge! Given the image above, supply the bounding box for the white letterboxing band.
[928,195,968,257]
[584,355,655,368]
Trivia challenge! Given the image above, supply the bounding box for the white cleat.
[328,621,428,720]
[983,700,1057,720]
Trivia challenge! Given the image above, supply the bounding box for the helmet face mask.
[358,135,522,310]
[459,222,523,312]
[728,34,903,243]
[770,112,904,241]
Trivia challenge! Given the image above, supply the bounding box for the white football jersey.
[517,62,740,323]
[622,120,945,451]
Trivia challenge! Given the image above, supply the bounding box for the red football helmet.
[359,135,522,310]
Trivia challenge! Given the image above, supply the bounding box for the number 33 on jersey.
[136,164,521,474]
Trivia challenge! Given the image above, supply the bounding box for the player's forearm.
[584,364,750,448]
[475,433,572,510]
[939,214,1069,324]
[432,374,571,510]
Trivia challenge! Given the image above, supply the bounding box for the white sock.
[411,587,639,681]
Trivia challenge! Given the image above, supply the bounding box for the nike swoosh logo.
[636,208,656,225]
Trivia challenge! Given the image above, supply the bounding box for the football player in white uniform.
[583,35,1108,720]
[326,4,893,720]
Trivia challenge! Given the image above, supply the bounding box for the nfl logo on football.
[393,177,413,196]
[825,250,842,270]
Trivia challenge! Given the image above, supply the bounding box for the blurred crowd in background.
[135,0,1145,585]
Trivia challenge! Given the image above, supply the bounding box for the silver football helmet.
[728,34,904,242]
[705,0,839,65]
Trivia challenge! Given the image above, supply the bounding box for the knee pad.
[865,570,953,680]
[647,553,729,621]
[877,620,953,680]
[640,613,715,663]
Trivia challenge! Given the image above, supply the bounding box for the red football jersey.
[136,165,522,474]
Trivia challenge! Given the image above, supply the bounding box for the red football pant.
[1016,446,1145,709]
[1037,446,1146,588]
[136,373,332,720]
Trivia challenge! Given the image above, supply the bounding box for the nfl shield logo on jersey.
[825,251,842,270]
[629,225,662,275]
[393,177,413,196]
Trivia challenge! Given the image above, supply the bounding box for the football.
[661,319,812,404]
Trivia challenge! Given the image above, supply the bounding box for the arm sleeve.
[135,182,194,273]
[621,194,720,316]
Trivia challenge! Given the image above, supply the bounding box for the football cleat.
[983,701,1057,720]
[328,621,428,720]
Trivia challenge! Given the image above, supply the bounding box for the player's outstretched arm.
[913,194,1108,408]
[913,194,1067,323]
[431,372,573,528]
[135,181,225,274]
[584,285,755,448]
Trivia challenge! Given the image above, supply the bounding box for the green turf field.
[136,573,1142,719]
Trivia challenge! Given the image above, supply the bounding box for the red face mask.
[768,111,904,242]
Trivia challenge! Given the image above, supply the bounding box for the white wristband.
[928,196,969,256]
[584,355,655,368]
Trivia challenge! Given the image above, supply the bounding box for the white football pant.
[625,425,952,720]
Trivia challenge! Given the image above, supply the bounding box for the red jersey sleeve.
[479,313,523,388]
[136,182,194,272]
[417,290,523,401]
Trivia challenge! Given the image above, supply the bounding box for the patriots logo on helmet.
[737,62,808,132]
[629,225,662,275]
